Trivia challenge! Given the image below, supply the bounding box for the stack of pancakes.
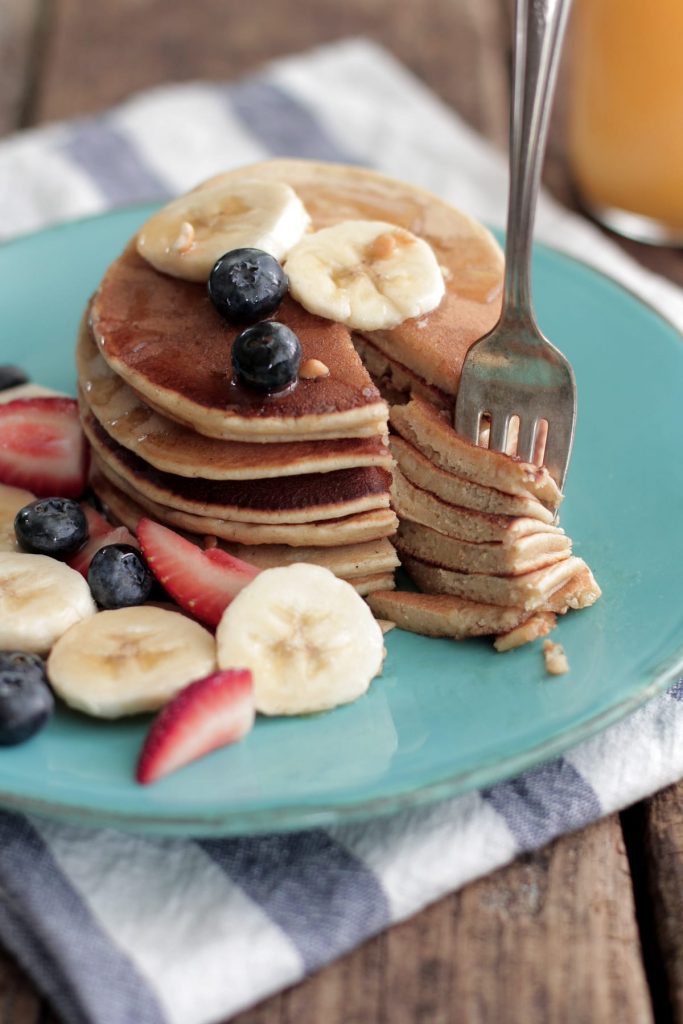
[77,159,600,643]
[77,253,400,595]
[367,395,600,645]
[77,159,505,598]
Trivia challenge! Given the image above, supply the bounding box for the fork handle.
[503,0,572,326]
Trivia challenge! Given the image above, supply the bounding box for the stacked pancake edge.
[367,396,601,648]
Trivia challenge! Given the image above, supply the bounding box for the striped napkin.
[0,38,682,1024]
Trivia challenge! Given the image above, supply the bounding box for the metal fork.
[454,0,576,490]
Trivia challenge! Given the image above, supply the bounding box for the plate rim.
[0,205,681,836]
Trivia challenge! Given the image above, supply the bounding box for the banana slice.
[136,179,311,282]
[0,552,96,655]
[0,483,36,551]
[284,220,445,331]
[216,563,384,716]
[47,606,217,718]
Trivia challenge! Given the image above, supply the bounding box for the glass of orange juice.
[568,0,683,245]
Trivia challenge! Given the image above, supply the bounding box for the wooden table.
[1,2,682,1021]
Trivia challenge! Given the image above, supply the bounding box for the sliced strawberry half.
[137,518,260,627]
[0,397,89,498]
[136,668,255,784]
[68,504,139,576]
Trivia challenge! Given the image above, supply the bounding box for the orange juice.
[568,0,683,242]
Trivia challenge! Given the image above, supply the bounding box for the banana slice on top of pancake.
[136,179,311,282]
[285,220,445,331]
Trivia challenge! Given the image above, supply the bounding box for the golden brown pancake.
[92,467,399,579]
[402,553,596,611]
[200,160,504,396]
[391,398,562,508]
[77,322,392,479]
[395,519,572,576]
[83,412,391,525]
[90,246,388,442]
[91,459,398,547]
[217,538,399,578]
[391,468,565,544]
[390,437,555,523]
[367,590,536,639]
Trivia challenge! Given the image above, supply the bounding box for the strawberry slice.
[0,397,88,498]
[137,518,260,627]
[68,504,139,576]
[136,668,255,784]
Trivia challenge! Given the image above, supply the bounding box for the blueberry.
[0,652,54,746]
[0,366,29,392]
[208,248,288,325]
[232,321,302,393]
[87,544,154,609]
[15,498,88,558]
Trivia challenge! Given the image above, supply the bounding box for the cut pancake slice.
[352,335,452,412]
[396,519,572,576]
[367,590,537,639]
[401,553,596,611]
[83,412,391,525]
[391,397,562,508]
[91,459,398,547]
[391,437,555,523]
[77,323,391,479]
[391,468,565,544]
[90,247,388,442]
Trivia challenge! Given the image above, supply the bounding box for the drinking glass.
[568,0,683,245]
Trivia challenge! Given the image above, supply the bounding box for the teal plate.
[1,206,682,836]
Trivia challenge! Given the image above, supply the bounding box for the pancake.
[200,160,504,396]
[390,437,555,523]
[395,519,572,576]
[367,590,539,639]
[217,539,399,578]
[89,160,504,442]
[401,553,596,611]
[83,412,391,525]
[92,468,399,579]
[77,322,391,479]
[391,398,562,508]
[90,246,388,442]
[91,459,398,547]
[391,468,565,544]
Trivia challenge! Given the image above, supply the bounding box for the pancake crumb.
[493,612,556,652]
[543,639,569,675]
[203,535,218,549]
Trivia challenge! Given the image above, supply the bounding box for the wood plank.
[33,0,510,144]
[0,0,43,135]
[233,816,653,1024]
[0,950,41,1024]
[640,781,683,1022]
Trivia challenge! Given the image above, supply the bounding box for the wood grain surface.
[0,1,682,1022]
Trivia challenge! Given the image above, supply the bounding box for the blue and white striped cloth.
[0,38,682,1024]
